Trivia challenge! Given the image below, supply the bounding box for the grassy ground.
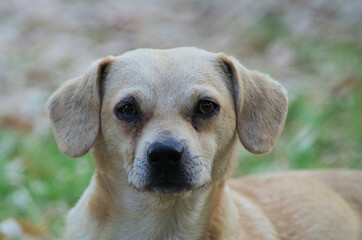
[0,129,94,238]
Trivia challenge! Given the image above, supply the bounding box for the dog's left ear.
[46,56,114,158]
[219,54,288,154]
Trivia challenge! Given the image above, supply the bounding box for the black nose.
[148,141,184,168]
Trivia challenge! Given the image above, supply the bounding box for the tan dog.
[47,47,362,240]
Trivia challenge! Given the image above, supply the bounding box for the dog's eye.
[198,100,217,114]
[114,98,140,122]
[120,104,137,116]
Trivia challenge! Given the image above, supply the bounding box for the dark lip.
[151,176,180,185]
[146,180,193,195]
[153,181,184,188]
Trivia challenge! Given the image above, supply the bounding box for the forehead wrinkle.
[111,87,153,107]
[183,85,222,106]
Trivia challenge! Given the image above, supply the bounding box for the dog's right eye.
[114,98,140,121]
[120,104,137,116]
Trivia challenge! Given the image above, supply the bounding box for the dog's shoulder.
[228,170,362,240]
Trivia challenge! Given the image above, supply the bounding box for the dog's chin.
[150,181,193,196]
[132,181,196,196]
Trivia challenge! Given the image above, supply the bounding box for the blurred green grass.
[0,130,93,237]
[236,86,362,176]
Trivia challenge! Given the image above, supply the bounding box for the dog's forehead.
[107,48,222,88]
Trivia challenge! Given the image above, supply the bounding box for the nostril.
[148,151,161,166]
[147,141,184,167]
[169,150,182,165]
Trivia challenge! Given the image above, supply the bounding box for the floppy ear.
[46,56,114,158]
[219,54,288,154]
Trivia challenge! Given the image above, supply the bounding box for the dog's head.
[47,47,287,195]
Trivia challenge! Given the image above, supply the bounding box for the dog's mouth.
[151,181,191,195]
[145,175,194,195]
[129,154,212,195]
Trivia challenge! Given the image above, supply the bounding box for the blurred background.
[0,0,361,238]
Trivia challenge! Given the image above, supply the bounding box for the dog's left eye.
[196,100,218,115]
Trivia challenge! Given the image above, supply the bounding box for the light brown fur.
[46,47,362,240]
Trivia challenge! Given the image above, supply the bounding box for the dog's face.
[47,47,288,196]
[100,49,237,195]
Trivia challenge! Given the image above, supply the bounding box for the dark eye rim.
[194,99,220,118]
[113,96,141,122]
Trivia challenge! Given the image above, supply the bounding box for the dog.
[46,47,362,240]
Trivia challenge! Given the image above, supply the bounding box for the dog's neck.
[87,170,206,239]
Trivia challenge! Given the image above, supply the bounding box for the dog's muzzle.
[146,140,191,194]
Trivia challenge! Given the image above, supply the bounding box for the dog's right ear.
[218,54,288,154]
[46,56,114,158]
